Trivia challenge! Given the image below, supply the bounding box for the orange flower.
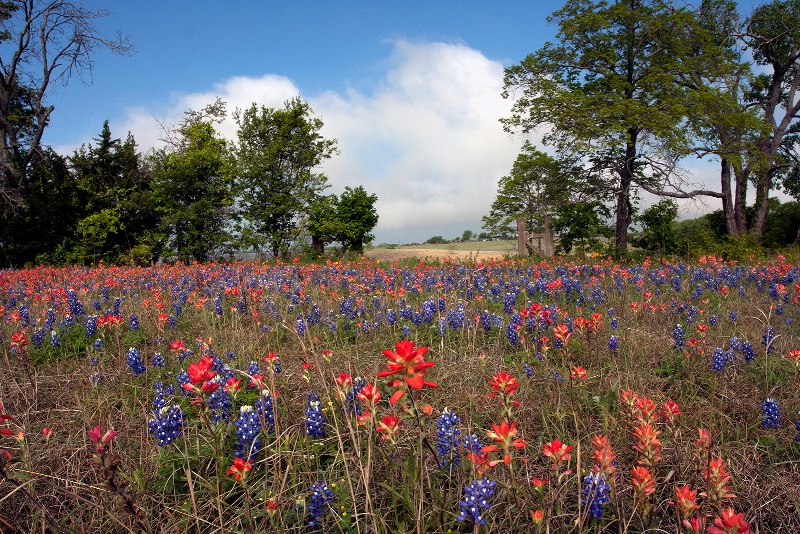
[169,339,187,353]
[786,349,800,366]
[591,435,616,475]
[483,421,527,464]
[674,485,700,521]
[375,414,402,444]
[226,457,253,481]
[186,355,216,385]
[356,384,382,405]
[530,509,544,524]
[377,340,437,404]
[570,366,587,381]
[631,466,655,496]
[707,508,752,534]
[542,438,573,467]
[553,323,572,345]
[487,371,520,396]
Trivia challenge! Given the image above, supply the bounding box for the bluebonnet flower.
[523,363,534,378]
[126,347,146,376]
[259,392,276,434]
[729,311,738,322]
[148,404,185,446]
[456,478,496,525]
[113,297,121,316]
[673,324,685,350]
[308,482,335,527]
[31,329,44,347]
[582,472,611,520]
[762,398,781,428]
[711,347,728,372]
[305,392,325,439]
[462,434,484,454]
[794,412,800,441]
[345,377,367,416]
[206,381,232,422]
[151,353,165,368]
[89,373,102,386]
[503,293,516,314]
[88,356,99,367]
[167,315,176,329]
[386,309,397,326]
[93,338,103,351]
[738,286,745,297]
[438,318,446,336]
[729,337,742,352]
[742,341,756,362]
[85,316,98,337]
[709,314,717,327]
[506,322,520,347]
[608,335,619,352]
[610,318,618,330]
[247,360,260,375]
[480,310,492,332]
[50,330,60,348]
[553,371,566,382]
[296,316,306,335]
[67,290,86,317]
[761,326,776,354]
[401,325,411,338]
[129,314,139,331]
[436,408,462,470]
[235,405,262,461]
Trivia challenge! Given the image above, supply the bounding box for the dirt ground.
[364,246,515,262]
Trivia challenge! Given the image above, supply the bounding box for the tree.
[635,199,678,254]
[502,0,714,252]
[307,186,379,254]
[151,103,232,263]
[233,97,337,259]
[70,122,161,264]
[461,230,474,242]
[335,186,378,253]
[482,141,602,239]
[0,0,131,211]
[553,201,612,256]
[0,147,79,266]
[744,0,800,235]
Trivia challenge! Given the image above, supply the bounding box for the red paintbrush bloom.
[169,339,187,353]
[553,323,572,345]
[674,485,700,521]
[375,414,402,443]
[660,399,682,425]
[377,340,436,403]
[187,356,216,385]
[570,366,587,381]
[483,420,527,464]
[356,383,381,405]
[591,434,616,475]
[542,438,573,467]
[786,349,800,366]
[335,373,352,387]
[467,451,500,475]
[707,508,752,534]
[226,457,253,481]
[487,371,519,396]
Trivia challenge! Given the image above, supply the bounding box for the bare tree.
[0,0,131,210]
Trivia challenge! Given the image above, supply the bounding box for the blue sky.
[43,1,730,245]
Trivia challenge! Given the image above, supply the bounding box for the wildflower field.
[1,255,799,533]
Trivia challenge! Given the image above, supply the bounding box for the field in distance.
[366,240,516,262]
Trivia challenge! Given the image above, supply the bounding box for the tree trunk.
[311,236,323,253]
[731,164,747,236]
[720,159,741,238]
[614,132,637,253]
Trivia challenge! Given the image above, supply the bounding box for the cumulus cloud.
[97,40,523,244]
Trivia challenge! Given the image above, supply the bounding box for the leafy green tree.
[635,199,678,254]
[502,0,712,252]
[70,122,161,264]
[553,202,612,256]
[0,1,130,211]
[233,97,337,259]
[461,230,474,242]
[744,0,800,235]
[307,186,379,254]
[151,104,232,263]
[482,141,601,239]
[0,148,80,266]
[335,186,378,253]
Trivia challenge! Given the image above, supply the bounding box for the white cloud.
[64,41,528,244]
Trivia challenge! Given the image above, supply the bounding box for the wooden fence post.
[517,217,526,256]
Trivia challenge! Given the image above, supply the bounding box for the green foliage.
[151,106,233,263]
[552,201,611,255]
[424,236,449,244]
[233,97,337,259]
[635,199,679,254]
